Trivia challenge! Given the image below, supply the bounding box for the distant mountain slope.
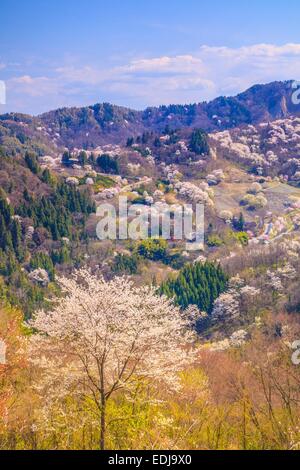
[0,113,60,156]
[0,80,299,151]
[143,81,298,132]
[39,103,145,149]
[210,115,300,180]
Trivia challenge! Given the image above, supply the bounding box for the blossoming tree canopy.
[28,269,196,449]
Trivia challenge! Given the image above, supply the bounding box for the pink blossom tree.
[28,269,195,450]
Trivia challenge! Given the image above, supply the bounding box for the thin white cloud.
[4,43,300,113]
[104,43,300,103]
[105,75,217,107]
[126,55,205,74]
[55,65,114,85]
[200,43,300,59]
[8,75,60,97]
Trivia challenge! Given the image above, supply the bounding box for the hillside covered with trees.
[1,79,300,451]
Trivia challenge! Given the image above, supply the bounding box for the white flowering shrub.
[266,270,284,292]
[212,275,260,323]
[229,329,249,347]
[219,210,233,222]
[211,291,240,322]
[248,182,263,195]
[241,193,267,210]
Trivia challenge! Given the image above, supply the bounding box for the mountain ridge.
[0,80,299,151]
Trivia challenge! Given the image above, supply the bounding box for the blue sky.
[1,0,300,114]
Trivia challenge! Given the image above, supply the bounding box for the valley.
[1,80,300,450]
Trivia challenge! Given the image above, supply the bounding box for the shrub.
[207,234,223,247]
[135,239,168,261]
[240,194,267,210]
[112,253,140,275]
[235,231,249,246]
[248,182,263,195]
[219,210,233,221]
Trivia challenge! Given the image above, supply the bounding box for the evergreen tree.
[189,129,209,155]
[233,212,245,231]
[97,154,120,174]
[126,137,134,147]
[30,252,55,281]
[11,219,23,261]
[88,152,96,166]
[112,253,140,275]
[41,168,54,186]
[78,151,88,166]
[25,151,39,174]
[62,151,71,165]
[160,262,228,313]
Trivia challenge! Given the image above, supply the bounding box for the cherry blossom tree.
[28,269,195,450]
[211,275,260,323]
[211,291,240,322]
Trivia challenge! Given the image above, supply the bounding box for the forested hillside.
[1,79,300,450]
[0,148,95,315]
[1,81,299,150]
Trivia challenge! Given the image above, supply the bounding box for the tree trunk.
[100,391,106,450]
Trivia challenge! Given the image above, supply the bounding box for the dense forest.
[0,147,95,316]
[160,262,228,312]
